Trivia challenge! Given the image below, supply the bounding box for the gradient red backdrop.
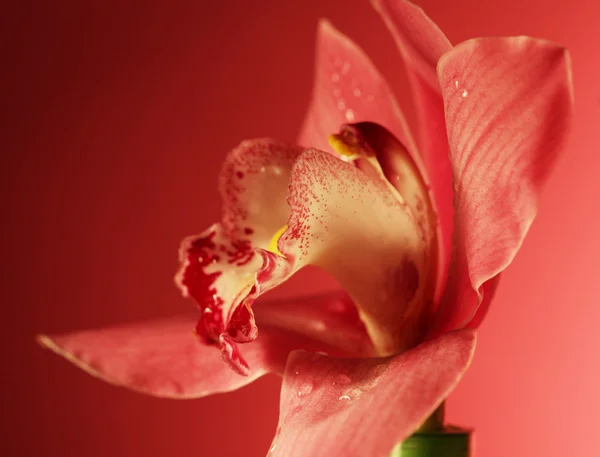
[4,1,599,456]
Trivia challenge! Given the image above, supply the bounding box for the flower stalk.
[391,402,471,457]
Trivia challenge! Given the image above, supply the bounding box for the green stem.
[390,402,472,457]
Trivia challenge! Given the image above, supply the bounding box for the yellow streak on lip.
[268,225,287,256]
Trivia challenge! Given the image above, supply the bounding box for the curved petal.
[266,149,435,355]
[255,290,375,358]
[464,275,500,329]
[269,329,476,457]
[371,0,454,290]
[176,139,304,374]
[298,20,416,157]
[332,122,443,302]
[431,37,574,333]
[37,314,322,398]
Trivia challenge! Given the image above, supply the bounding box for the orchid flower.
[38,0,573,456]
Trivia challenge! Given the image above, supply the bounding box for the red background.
[4,1,599,456]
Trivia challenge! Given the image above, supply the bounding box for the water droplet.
[352,87,362,97]
[260,166,266,173]
[461,89,468,98]
[454,80,460,88]
[294,371,299,376]
[340,386,364,401]
[331,73,340,83]
[203,307,212,314]
[342,62,351,74]
[345,109,355,121]
[269,444,276,453]
[297,380,314,398]
[311,320,326,332]
[337,99,346,110]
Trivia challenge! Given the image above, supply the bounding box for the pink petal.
[270,149,435,355]
[432,37,573,333]
[37,314,322,398]
[176,139,304,373]
[297,20,416,157]
[255,290,375,358]
[269,329,476,457]
[371,0,454,291]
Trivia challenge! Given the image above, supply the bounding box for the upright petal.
[371,0,454,289]
[298,20,416,157]
[432,37,573,333]
[267,149,435,355]
[37,314,321,398]
[269,329,476,457]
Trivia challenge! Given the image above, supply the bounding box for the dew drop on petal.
[297,380,314,398]
[338,395,351,401]
[310,320,327,332]
[337,99,346,110]
[352,87,362,97]
[345,109,355,121]
[331,73,340,83]
[461,89,468,98]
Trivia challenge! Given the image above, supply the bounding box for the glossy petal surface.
[269,329,476,457]
[38,314,320,398]
[371,0,454,288]
[255,290,375,358]
[432,37,573,333]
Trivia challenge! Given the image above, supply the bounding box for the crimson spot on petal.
[180,232,225,344]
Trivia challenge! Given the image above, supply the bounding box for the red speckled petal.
[269,149,434,356]
[37,314,325,398]
[269,329,476,457]
[298,20,417,158]
[218,139,305,246]
[371,0,454,291]
[176,139,304,374]
[431,37,573,333]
